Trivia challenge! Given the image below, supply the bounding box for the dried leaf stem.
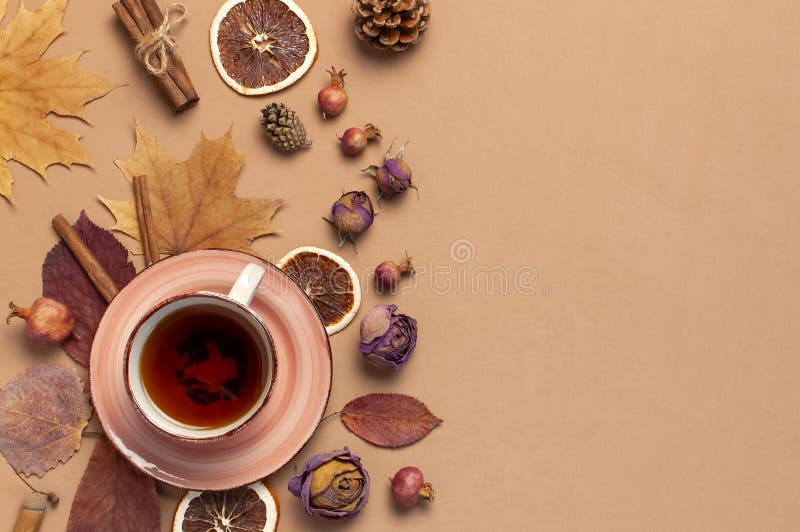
[319,411,342,424]
[15,471,39,495]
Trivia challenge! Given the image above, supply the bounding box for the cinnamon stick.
[133,175,159,266]
[52,215,119,304]
[112,0,198,112]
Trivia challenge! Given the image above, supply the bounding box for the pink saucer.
[90,250,332,490]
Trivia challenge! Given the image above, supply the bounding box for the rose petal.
[360,305,395,344]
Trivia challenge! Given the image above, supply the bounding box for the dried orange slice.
[210,0,318,95]
[277,246,361,335]
[173,481,279,532]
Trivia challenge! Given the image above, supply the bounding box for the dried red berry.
[318,66,348,119]
[390,466,434,508]
[7,298,74,344]
[374,252,414,292]
[339,124,382,156]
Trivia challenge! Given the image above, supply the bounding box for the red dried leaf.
[341,393,442,448]
[0,365,92,477]
[67,437,160,532]
[42,211,136,365]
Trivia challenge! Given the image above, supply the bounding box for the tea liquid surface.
[140,305,264,428]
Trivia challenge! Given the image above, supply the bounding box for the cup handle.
[228,264,266,306]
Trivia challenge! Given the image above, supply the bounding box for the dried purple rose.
[324,191,374,248]
[288,447,370,520]
[359,304,418,369]
[362,142,418,200]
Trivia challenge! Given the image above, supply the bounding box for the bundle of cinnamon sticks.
[113,0,199,112]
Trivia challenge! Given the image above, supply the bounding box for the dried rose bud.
[375,159,412,196]
[7,298,74,344]
[324,191,374,248]
[363,142,417,200]
[288,447,370,520]
[359,304,417,369]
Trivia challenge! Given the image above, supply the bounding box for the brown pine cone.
[260,103,311,153]
[352,0,431,52]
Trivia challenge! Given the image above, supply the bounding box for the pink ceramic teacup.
[124,264,276,440]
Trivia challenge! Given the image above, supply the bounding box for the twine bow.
[135,4,187,76]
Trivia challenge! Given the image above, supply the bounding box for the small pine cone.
[260,103,312,152]
[352,0,431,52]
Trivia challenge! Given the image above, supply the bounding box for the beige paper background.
[2,0,800,530]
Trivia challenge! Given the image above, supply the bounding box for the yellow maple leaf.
[0,0,116,202]
[101,124,282,255]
